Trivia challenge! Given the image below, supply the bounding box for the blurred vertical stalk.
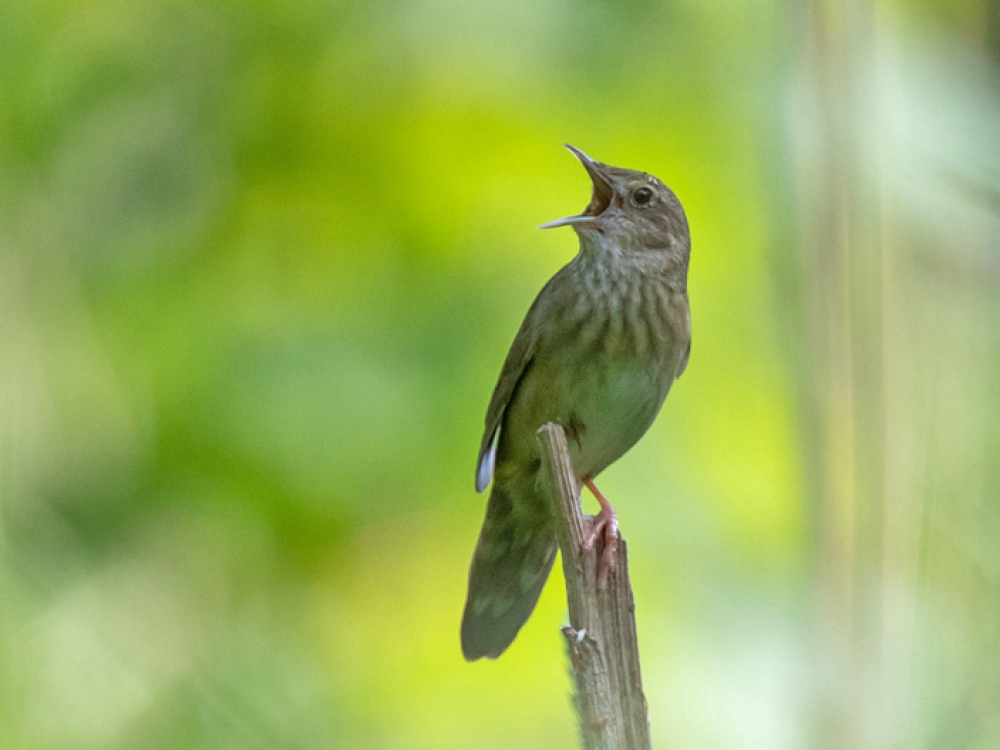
[794,0,1000,745]
[794,0,888,747]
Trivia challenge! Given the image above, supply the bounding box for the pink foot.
[581,477,619,587]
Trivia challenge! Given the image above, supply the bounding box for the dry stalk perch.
[536,422,652,750]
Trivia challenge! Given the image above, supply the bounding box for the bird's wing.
[475,296,544,493]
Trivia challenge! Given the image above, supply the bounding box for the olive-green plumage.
[461,146,692,661]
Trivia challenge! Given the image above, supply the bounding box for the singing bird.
[461,145,692,661]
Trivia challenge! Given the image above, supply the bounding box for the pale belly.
[501,352,673,482]
[561,360,670,479]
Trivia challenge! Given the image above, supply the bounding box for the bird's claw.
[582,505,619,587]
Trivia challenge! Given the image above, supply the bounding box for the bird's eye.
[632,187,654,206]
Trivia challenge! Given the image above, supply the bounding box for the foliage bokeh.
[2,0,999,748]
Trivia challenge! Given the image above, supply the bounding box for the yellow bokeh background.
[2,0,999,748]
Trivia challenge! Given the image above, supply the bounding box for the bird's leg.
[581,476,619,586]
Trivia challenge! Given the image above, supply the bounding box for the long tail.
[461,476,557,660]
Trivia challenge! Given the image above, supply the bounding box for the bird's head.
[539,145,689,262]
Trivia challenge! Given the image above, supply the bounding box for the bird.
[460,145,692,661]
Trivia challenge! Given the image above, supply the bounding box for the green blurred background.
[2,0,1000,747]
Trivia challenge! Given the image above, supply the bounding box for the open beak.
[537,144,615,230]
